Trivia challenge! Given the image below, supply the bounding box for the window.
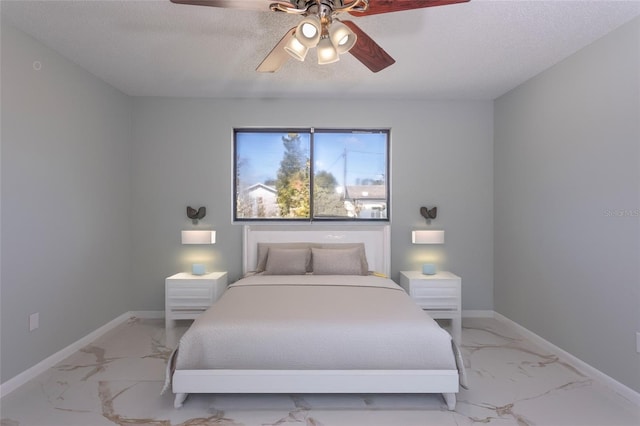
[234,128,390,221]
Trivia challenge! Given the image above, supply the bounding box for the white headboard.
[243,225,391,276]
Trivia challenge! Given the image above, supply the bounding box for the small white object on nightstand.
[165,271,228,331]
[399,270,462,344]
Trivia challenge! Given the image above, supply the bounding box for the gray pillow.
[311,247,366,275]
[318,243,369,275]
[255,242,313,272]
[263,248,311,275]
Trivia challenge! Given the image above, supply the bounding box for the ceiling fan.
[170,0,470,73]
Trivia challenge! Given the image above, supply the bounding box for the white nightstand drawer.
[167,285,212,298]
[413,296,459,310]
[413,279,455,288]
[167,295,212,307]
[168,278,212,286]
[411,286,458,299]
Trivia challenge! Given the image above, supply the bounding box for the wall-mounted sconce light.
[186,206,206,225]
[420,206,437,224]
[181,230,216,245]
[412,230,444,275]
[412,230,444,244]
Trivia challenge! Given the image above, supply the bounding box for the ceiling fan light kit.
[284,35,309,61]
[170,0,471,73]
[282,7,356,65]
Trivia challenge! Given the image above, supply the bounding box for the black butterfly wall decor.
[187,206,206,224]
[420,206,437,223]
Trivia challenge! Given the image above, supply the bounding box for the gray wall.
[129,98,494,312]
[494,17,640,393]
[0,23,133,383]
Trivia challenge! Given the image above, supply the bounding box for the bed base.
[172,369,459,410]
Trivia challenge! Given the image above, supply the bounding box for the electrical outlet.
[29,312,39,331]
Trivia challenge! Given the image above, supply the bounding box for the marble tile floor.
[1,317,638,426]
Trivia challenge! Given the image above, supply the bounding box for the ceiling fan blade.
[256,27,295,73]
[170,0,275,11]
[341,20,395,73]
[350,0,470,16]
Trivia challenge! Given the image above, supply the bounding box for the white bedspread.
[174,275,458,371]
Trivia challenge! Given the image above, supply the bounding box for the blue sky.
[236,130,387,189]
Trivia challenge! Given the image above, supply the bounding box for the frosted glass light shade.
[317,37,339,64]
[284,36,309,61]
[181,230,216,244]
[296,16,321,47]
[329,21,357,54]
[412,230,444,244]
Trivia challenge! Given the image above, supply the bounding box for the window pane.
[313,131,388,219]
[234,128,389,222]
[235,131,310,219]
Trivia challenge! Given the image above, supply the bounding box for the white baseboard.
[493,312,640,406]
[0,310,163,399]
[130,310,164,319]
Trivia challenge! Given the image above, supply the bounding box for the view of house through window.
[234,128,389,221]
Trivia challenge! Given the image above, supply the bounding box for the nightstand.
[399,270,462,344]
[165,271,228,330]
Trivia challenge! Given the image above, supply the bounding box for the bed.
[164,225,466,410]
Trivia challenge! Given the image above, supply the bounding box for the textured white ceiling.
[2,0,639,100]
